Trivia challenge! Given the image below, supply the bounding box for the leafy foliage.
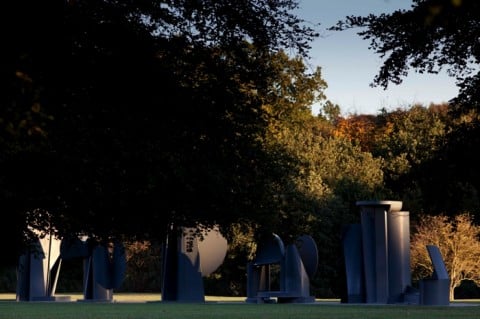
[121,241,162,292]
[330,0,480,97]
[0,0,320,260]
[371,104,448,205]
[410,213,480,300]
[329,0,480,218]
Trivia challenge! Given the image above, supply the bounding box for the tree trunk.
[450,282,455,301]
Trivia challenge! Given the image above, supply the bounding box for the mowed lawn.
[0,293,479,319]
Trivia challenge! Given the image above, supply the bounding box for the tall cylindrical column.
[357,200,403,304]
[387,211,411,303]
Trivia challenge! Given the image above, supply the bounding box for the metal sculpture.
[419,245,450,305]
[60,237,126,302]
[246,234,318,303]
[343,200,450,305]
[16,231,68,301]
[343,200,413,304]
[17,230,126,302]
[161,226,228,302]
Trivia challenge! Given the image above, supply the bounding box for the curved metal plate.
[295,235,318,278]
[254,233,285,265]
[60,236,89,259]
[197,227,228,276]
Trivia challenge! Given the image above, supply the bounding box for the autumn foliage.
[410,213,480,300]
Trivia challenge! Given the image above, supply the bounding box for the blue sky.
[295,0,459,116]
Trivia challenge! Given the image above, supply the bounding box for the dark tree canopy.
[330,0,480,110]
[330,0,480,224]
[0,0,319,263]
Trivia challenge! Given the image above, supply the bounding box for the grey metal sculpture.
[341,224,365,303]
[295,235,319,279]
[16,231,68,301]
[61,237,126,302]
[343,200,414,304]
[161,226,228,302]
[419,245,450,305]
[82,243,126,301]
[246,234,318,303]
[343,200,451,306]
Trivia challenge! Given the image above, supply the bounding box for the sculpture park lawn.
[0,294,479,319]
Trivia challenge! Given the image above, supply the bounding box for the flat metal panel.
[342,224,365,303]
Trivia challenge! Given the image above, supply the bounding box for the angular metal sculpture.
[343,200,453,306]
[246,234,318,303]
[161,226,228,302]
[419,245,450,305]
[16,232,68,301]
[343,200,413,304]
[82,243,126,301]
[61,237,126,302]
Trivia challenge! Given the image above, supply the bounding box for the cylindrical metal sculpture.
[356,200,410,304]
[387,211,411,303]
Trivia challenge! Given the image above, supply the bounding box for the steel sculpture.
[61,236,126,302]
[161,226,228,302]
[343,200,451,306]
[246,234,318,303]
[16,231,68,301]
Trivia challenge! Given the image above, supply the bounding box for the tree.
[333,114,378,152]
[121,241,162,292]
[410,213,480,301]
[259,53,386,294]
[0,0,320,263]
[330,0,480,108]
[410,113,480,217]
[371,105,447,204]
[329,1,480,217]
[199,49,386,296]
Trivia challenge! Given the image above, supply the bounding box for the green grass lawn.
[0,293,478,319]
